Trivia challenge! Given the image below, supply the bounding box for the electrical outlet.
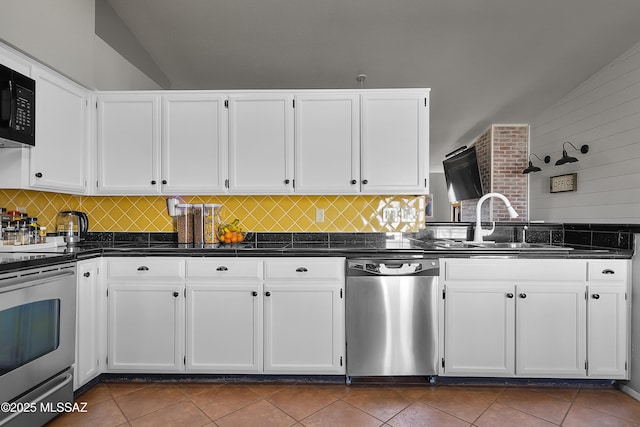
[383,207,399,223]
[315,208,325,222]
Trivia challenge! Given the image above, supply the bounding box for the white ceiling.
[105,0,640,171]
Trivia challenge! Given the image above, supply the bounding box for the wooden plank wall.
[530,40,640,223]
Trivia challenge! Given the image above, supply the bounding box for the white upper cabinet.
[228,93,294,194]
[162,93,227,194]
[361,91,429,194]
[96,93,161,195]
[30,66,89,193]
[293,93,360,194]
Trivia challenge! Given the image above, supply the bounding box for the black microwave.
[0,63,35,148]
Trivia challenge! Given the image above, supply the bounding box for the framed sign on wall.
[550,173,577,193]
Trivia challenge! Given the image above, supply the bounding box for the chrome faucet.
[472,192,519,242]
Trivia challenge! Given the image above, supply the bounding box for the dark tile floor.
[46,381,640,426]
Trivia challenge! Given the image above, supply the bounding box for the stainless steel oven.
[0,262,76,427]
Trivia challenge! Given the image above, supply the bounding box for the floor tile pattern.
[46,381,640,426]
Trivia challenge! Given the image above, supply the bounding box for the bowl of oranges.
[217,219,245,244]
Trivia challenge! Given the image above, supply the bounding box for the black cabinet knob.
[162,180,167,185]
[351,179,357,185]
[35,172,43,178]
[519,293,527,299]
[265,291,271,297]
[173,292,179,297]
[592,294,600,300]
[284,179,290,184]
[83,272,91,278]
[252,291,258,297]
[506,293,514,298]
[362,179,368,184]
[151,180,157,185]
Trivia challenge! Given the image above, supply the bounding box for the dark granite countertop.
[0,236,632,273]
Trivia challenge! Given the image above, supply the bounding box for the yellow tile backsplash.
[1,190,425,233]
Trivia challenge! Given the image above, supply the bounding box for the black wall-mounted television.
[443,146,484,202]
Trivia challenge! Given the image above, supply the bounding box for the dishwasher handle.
[347,259,439,276]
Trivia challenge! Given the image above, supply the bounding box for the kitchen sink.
[429,241,572,251]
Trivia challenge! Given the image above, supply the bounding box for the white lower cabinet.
[440,259,629,379]
[185,258,263,373]
[75,259,106,390]
[106,257,345,375]
[106,258,185,372]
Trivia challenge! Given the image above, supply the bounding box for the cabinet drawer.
[588,261,628,282]
[443,259,586,282]
[107,258,184,280]
[264,258,345,280]
[186,258,262,280]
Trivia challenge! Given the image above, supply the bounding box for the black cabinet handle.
[252,291,258,296]
[162,180,167,185]
[296,267,308,273]
[351,179,357,185]
[592,294,601,299]
[151,180,157,185]
[602,269,615,275]
[173,292,179,297]
[83,272,91,278]
[362,179,368,184]
[35,172,43,178]
[216,266,228,271]
[519,293,527,299]
[137,266,149,271]
[506,293,514,298]
[265,291,271,297]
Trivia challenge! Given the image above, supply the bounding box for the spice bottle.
[28,217,40,244]
[39,227,47,243]
[175,204,193,244]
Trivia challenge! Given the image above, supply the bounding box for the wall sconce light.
[555,141,589,166]
[522,153,550,174]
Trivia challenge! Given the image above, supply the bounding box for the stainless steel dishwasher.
[346,258,439,381]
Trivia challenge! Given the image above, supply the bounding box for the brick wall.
[461,125,528,222]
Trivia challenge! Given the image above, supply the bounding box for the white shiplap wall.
[530,40,640,223]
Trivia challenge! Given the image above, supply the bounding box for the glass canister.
[203,204,222,244]
[175,203,193,244]
[192,204,204,245]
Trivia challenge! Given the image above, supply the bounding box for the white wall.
[93,36,162,90]
[0,0,163,90]
[530,41,640,223]
[0,0,95,87]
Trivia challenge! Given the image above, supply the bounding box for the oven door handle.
[0,370,73,425]
[0,268,75,294]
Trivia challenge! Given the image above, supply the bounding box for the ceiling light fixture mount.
[522,153,551,174]
[555,141,589,166]
[356,73,367,88]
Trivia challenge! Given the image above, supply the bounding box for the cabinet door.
[162,94,227,194]
[516,284,586,377]
[443,283,515,376]
[186,283,262,373]
[75,259,104,390]
[30,66,88,193]
[360,91,429,194]
[108,283,184,372]
[294,93,360,194]
[587,285,628,378]
[96,94,161,194]
[264,283,344,374]
[228,94,294,194]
